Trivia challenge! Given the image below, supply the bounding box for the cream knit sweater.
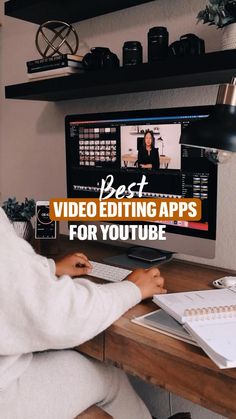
[0,208,141,390]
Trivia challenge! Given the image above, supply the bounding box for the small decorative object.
[35,20,79,58]
[2,197,35,241]
[157,136,165,156]
[197,1,236,50]
[122,41,143,67]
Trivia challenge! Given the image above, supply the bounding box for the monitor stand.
[127,246,173,263]
[103,246,174,270]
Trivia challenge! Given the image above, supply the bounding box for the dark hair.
[143,130,155,149]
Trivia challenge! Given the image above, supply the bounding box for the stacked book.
[26,54,84,80]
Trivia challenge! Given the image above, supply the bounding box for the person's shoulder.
[0,208,11,226]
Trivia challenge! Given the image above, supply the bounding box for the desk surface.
[122,154,171,164]
[43,238,236,418]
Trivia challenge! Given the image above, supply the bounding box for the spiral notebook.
[153,288,236,369]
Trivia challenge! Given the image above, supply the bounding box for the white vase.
[222,23,236,50]
[12,220,33,242]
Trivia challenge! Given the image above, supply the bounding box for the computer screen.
[65,106,217,258]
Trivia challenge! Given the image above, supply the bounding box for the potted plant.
[2,197,35,241]
[197,0,236,50]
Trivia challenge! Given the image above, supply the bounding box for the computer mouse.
[213,276,236,289]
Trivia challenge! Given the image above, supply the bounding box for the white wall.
[0,1,234,417]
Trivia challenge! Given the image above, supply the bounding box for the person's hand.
[126,267,166,300]
[55,253,92,277]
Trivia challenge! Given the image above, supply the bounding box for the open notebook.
[153,288,236,369]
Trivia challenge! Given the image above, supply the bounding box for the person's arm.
[127,267,165,300]
[56,254,165,301]
[54,254,165,300]
[138,148,154,169]
[142,148,159,170]
[55,253,92,277]
[0,221,165,356]
[137,148,142,168]
[152,148,160,170]
[138,147,152,168]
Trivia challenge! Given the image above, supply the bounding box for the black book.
[27,54,83,71]
[27,59,84,74]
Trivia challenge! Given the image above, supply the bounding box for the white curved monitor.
[65,106,217,259]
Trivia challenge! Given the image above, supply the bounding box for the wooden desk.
[122,154,171,168]
[159,155,171,168]
[122,154,137,167]
[44,238,236,418]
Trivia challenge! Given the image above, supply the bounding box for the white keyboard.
[89,261,132,282]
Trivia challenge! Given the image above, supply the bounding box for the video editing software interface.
[65,107,217,240]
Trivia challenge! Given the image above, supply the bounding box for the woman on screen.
[138,130,160,169]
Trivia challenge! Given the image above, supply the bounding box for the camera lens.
[148,27,169,62]
[123,41,143,67]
